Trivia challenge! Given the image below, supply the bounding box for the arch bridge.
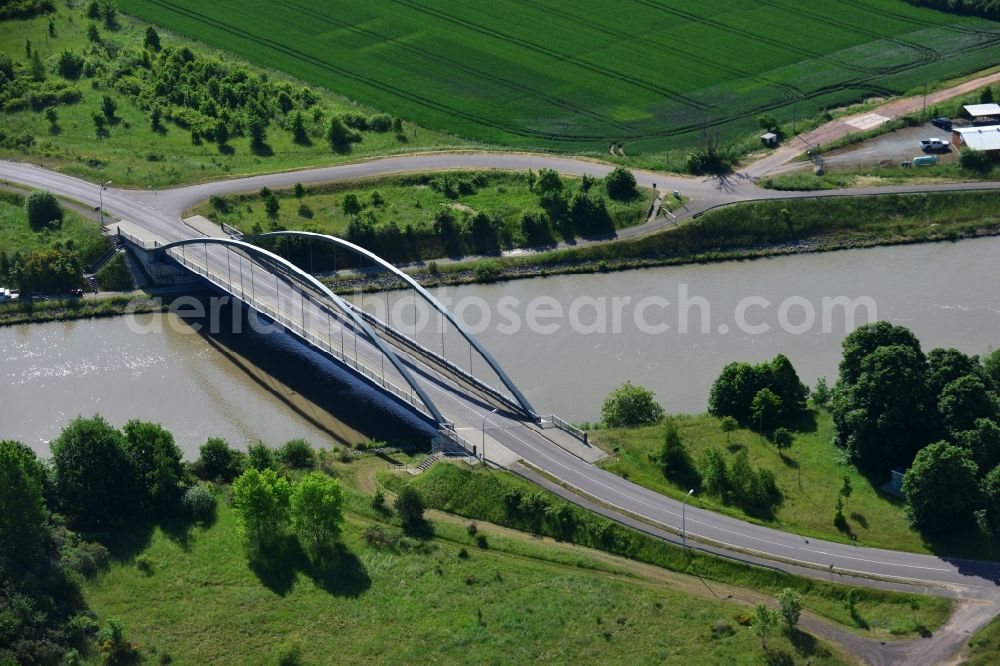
[124,230,584,452]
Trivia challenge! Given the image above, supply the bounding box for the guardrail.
[351,306,525,416]
[538,414,588,444]
[161,246,437,422]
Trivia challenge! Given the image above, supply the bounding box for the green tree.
[719,415,739,442]
[753,604,778,650]
[24,190,63,229]
[839,475,853,505]
[278,439,315,469]
[902,441,979,534]
[768,354,808,414]
[927,348,981,399]
[290,472,345,555]
[601,381,664,427]
[983,348,1000,389]
[811,375,831,407]
[325,115,350,151]
[700,447,729,496]
[771,427,792,450]
[50,416,137,528]
[86,23,101,44]
[341,193,362,216]
[533,168,563,194]
[197,437,240,482]
[938,375,997,436]
[143,25,161,51]
[980,86,994,104]
[604,166,637,200]
[757,113,779,133]
[122,420,183,512]
[394,486,425,529]
[657,420,701,490]
[837,321,924,385]
[776,588,801,628]
[232,468,291,552]
[0,441,49,568]
[289,110,308,144]
[248,116,267,152]
[246,442,276,471]
[150,106,162,131]
[708,361,767,423]
[264,194,280,219]
[955,418,1000,475]
[56,50,84,79]
[959,148,993,175]
[751,388,783,434]
[832,342,933,472]
[370,190,384,207]
[29,49,44,81]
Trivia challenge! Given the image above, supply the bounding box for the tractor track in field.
[269,0,640,136]
[384,0,711,112]
[135,0,1000,148]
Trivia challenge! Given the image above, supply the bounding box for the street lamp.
[481,407,498,463]
[682,488,695,546]
[99,180,111,226]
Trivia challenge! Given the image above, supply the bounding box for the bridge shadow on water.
[178,295,437,450]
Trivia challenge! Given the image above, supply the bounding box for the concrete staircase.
[414,452,442,474]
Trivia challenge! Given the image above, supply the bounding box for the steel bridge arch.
[249,230,538,419]
[155,236,447,425]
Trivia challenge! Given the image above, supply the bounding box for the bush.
[181,485,216,523]
[473,261,502,283]
[197,437,241,482]
[959,148,994,175]
[95,253,133,291]
[24,189,63,229]
[246,442,276,471]
[394,486,425,528]
[601,381,664,427]
[604,167,637,200]
[279,439,315,469]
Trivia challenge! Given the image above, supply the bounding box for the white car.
[920,138,950,150]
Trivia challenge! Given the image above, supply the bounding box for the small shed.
[760,132,778,147]
[963,103,1000,123]
[951,124,1000,158]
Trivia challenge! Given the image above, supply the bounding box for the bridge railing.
[350,305,525,416]
[538,414,588,444]
[161,245,437,422]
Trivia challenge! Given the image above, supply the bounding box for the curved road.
[4,157,1000,598]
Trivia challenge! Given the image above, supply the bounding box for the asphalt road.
[5,157,1000,595]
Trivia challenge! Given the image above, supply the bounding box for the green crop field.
[119,0,1000,156]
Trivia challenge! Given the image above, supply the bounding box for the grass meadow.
[593,410,1000,559]
[118,0,1000,156]
[81,478,856,665]
[0,190,107,267]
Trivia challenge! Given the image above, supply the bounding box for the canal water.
[3,237,999,456]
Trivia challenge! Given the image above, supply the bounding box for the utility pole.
[682,489,695,547]
[98,181,111,226]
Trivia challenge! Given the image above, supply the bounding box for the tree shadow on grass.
[779,453,799,468]
[218,144,235,156]
[850,512,869,529]
[249,537,371,598]
[785,627,830,659]
[784,410,818,434]
[763,650,794,666]
[95,517,156,563]
[308,544,371,598]
[250,142,273,157]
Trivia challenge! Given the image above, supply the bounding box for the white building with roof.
[951,124,1000,158]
